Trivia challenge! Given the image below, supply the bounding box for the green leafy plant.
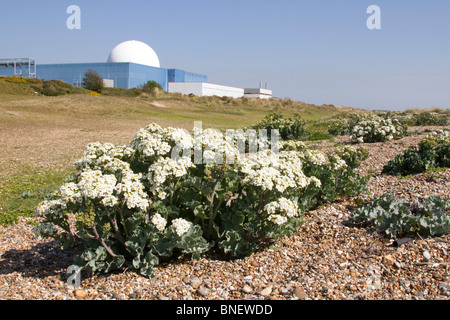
[406,112,449,126]
[251,113,309,140]
[326,113,408,143]
[383,130,449,176]
[300,145,369,206]
[327,119,350,136]
[34,124,367,278]
[350,193,450,238]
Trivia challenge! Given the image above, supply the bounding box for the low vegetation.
[382,130,449,176]
[0,166,73,225]
[251,112,309,140]
[350,193,450,238]
[327,113,408,143]
[33,123,369,277]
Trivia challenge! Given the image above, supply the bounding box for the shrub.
[142,80,162,97]
[407,112,449,126]
[82,69,104,93]
[349,113,407,143]
[0,76,28,84]
[382,130,450,176]
[39,81,67,96]
[349,193,450,238]
[34,123,367,278]
[327,119,350,136]
[30,80,85,96]
[142,80,162,91]
[252,113,309,140]
[299,144,369,206]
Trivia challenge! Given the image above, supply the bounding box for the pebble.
[294,287,307,300]
[383,255,396,266]
[190,277,202,289]
[73,289,87,299]
[197,287,209,297]
[438,282,450,296]
[422,251,431,262]
[259,286,272,296]
[242,285,252,294]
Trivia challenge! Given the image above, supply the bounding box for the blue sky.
[1,0,449,110]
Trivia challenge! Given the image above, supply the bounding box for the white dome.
[107,40,160,68]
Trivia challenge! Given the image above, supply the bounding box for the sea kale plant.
[350,193,450,238]
[34,123,368,278]
[327,118,350,136]
[251,112,309,140]
[406,112,449,126]
[382,130,450,176]
[349,113,407,143]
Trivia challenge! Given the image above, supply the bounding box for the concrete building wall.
[168,82,244,98]
[202,83,244,98]
[168,82,204,96]
[244,88,273,99]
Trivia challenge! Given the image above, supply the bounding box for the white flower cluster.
[58,182,82,204]
[35,199,65,216]
[194,127,240,165]
[429,129,449,142]
[349,114,404,143]
[75,142,133,172]
[148,157,194,186]
[264,197,300,225]
[171,218,192,237]
[302,149,326,165]
[36,165,150,218]
[239,150,319,192]
[328,154,348,171]
[151,213,167,232]
[116,170,149,211]
[165,127,194,151]
[279,140,308,152]
[78,170,118,207]
[130,124,172,158]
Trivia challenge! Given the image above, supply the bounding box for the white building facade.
[168,82,273,99]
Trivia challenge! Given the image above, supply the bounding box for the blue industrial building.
[33,63,206,91]
[0,62,207,92]
[0,40,207,91]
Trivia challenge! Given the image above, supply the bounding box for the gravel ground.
[0,126,449,301]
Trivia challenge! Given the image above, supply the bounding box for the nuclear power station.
[0,40,272,99]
